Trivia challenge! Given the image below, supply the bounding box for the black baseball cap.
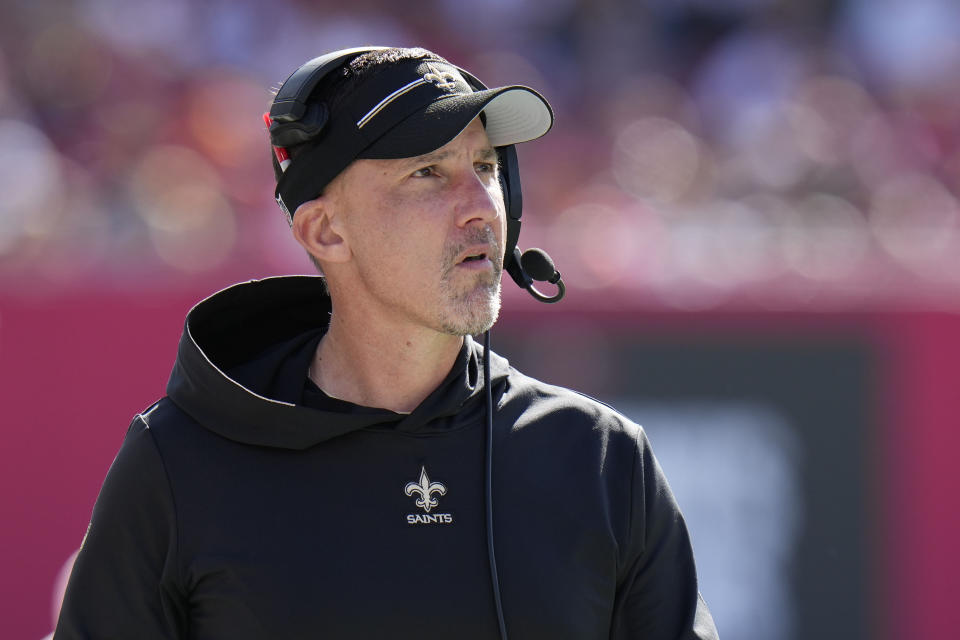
[274,56,554,220]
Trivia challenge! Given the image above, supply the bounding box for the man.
[54,47,718,639]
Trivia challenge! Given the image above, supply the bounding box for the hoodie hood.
[166,276,510,450]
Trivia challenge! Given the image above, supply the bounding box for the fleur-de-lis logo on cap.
[404,466,447,513]
[423,64,459,92]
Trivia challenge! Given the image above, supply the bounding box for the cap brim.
[358,85,553,159]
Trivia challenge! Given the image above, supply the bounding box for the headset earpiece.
[270,102,330,147]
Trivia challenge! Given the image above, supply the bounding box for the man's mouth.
[455,244,498,268]
[451,233,501,272]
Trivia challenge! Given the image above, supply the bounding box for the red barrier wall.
[0,293,191,637]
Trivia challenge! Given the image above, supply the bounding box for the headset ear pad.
[268,46,387,149]
[270,102,330,147]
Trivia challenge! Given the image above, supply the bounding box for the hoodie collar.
[166,276,509,450]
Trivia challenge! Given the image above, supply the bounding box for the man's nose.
[452,170,500,228]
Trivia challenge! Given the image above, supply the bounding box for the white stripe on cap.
[356,78,427,129]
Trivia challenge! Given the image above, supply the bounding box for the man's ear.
[292,197,351,265]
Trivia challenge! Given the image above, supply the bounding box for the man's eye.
[475,162,496,174]
[412,166,435,178]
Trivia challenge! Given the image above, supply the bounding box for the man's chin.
[439,287,502,336]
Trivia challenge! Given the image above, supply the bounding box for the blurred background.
[1,0,958,638]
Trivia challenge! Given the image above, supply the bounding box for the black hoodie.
[54,276,718,640]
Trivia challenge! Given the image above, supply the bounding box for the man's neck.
[309,312,464,414]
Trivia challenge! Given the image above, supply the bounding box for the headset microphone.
[506,246,565,303]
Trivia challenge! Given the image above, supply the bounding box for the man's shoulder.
[135,396,189,427]
[132,396,212,448]
[502,365,642,440]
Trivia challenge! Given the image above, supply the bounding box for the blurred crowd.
[1,0,959,309]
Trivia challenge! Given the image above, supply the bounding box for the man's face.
[329,118,506,336]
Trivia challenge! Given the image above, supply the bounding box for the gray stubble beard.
[437,227,503,336]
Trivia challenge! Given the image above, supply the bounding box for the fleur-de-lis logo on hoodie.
[404,466,447,513]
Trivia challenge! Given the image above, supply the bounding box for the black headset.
[266,46,564,304]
